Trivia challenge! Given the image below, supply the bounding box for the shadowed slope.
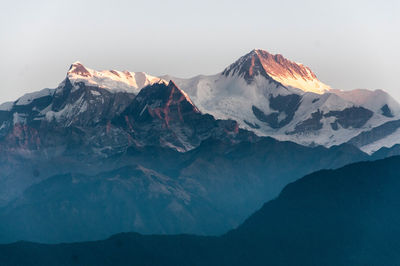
[1,156,400,265]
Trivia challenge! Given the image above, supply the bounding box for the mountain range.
[0,49,400,243]
[1,155,400,265]
[2,49,400,153]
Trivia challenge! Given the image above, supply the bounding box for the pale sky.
[0,0,399,103]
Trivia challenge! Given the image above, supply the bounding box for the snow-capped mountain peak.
[222,49,331,94]
[168,49,400,152]
[68,61,92,77]
[67,61,166,94]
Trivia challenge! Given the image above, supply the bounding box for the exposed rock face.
[68,62,92,77]
[288,107,373,135]
[291,110,324,134]
[0,78,135,153]
[324,106,373,129]
[348,119,400,147]
[120,81,201,127]
[381,104,394,117]
[51,79,136,127]
[252,94,302,129]
[114,81,253,151]
[222,49,330,93]
[222,50,281,86]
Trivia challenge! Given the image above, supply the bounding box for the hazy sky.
[1,0,399,103]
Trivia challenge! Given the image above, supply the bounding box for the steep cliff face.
[115,81,251,151]
[222,49,330,94]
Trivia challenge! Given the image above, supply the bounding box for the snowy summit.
[67,61,166,94]
[222,49,331,94]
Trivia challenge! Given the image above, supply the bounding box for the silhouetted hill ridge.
[1,156,400,265]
